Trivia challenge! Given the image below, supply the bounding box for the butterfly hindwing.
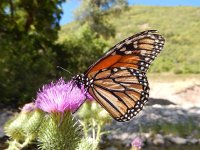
[87,67,149,122]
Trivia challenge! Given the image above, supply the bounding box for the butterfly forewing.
[85,30,165,75]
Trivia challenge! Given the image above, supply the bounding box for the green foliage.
[61,5,200,74]
[78,102,111,125]
[56,24,108,77]
[77,102,112,150]
[0,0,63,39]
[1,36,57,105]
[76,137,98,150]
[0,0,65,106]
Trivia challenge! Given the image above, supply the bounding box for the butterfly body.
[73,74,92,89]
[73,30,165,122]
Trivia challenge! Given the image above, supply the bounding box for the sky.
[60,0,200,25]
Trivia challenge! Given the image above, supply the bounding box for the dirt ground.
[148,74,200,107]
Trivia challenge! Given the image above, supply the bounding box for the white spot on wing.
[125,51,132,54]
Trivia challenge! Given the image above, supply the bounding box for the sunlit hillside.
[59,5,200,74]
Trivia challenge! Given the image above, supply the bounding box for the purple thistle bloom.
[35,78,87,113]
[131,137,143,150]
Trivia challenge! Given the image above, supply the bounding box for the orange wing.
[85,30,165,75]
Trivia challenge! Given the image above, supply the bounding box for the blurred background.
[0,0,200,149]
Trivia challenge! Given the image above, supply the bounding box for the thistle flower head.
[35,78,87,113]
[131,137,143,150]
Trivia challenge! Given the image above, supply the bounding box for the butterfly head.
[72,74,93,90]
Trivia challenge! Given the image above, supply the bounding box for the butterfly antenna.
[57,66,73,76]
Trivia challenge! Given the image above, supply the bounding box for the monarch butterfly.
[73,30,165,122]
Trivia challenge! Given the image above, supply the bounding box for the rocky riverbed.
[101,104,200,150]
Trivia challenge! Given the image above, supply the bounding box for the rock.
[144,133,152,139]
[144,133,153,145]
[162,109,173,116]
[153,134,165,145]
[120,133,129,140]
[170,137,187,145]
[106,134,113,141]
[0,129,4,138]
[188,138,199,144]
[122,138,132,148]
[104,146,117,150]
[0,109,15,138]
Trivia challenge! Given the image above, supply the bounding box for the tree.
[74,0,128,38]
[0,0,65,106]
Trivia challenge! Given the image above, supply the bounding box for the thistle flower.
[131,137,143,150]
[35,78,86,113]
[35,78,83,150]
